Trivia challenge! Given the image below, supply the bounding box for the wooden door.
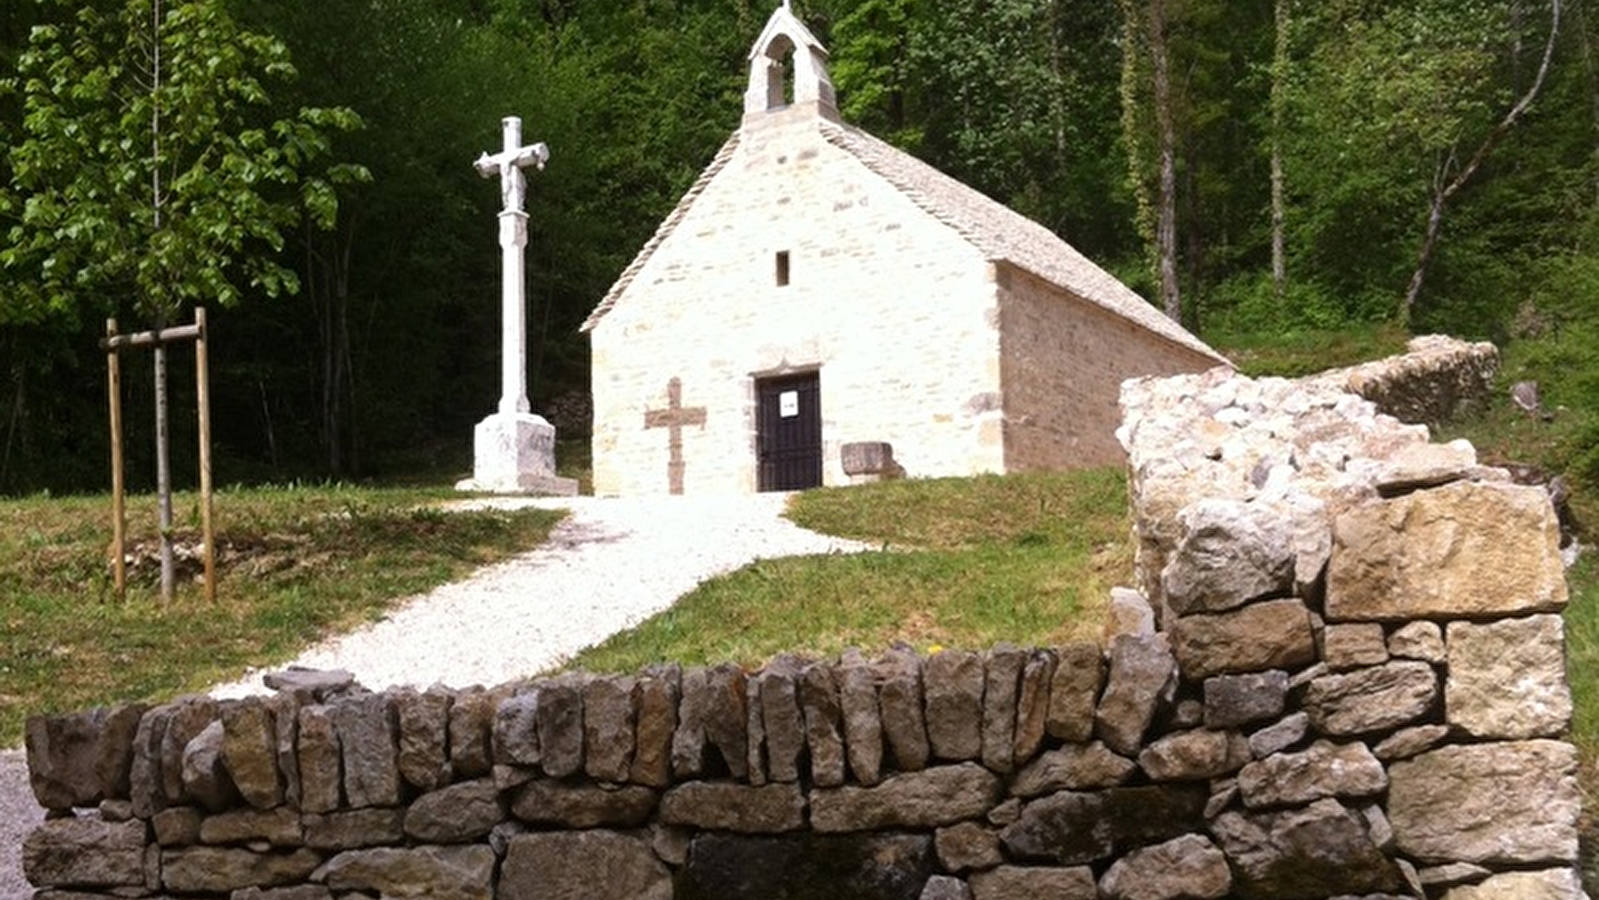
[757,373,822,491]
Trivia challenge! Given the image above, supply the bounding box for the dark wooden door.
[757,373,822,492]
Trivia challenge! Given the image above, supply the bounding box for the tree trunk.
[154,331,174,602]
[1151,0,1181,322]
[1271,0,1289,305]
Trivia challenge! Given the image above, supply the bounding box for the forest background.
[0,0,1595,495]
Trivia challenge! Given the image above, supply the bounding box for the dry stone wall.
[22,337,1586,900]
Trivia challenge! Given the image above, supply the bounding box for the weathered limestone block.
[876,648,932,772]
[1015,651,1056,763]
[631,664,679,787]
[679,833,933,900]
[1098,834,1231,900]
[584,675,637,782]
[297,704,342,814]
[317,845,494,900]
[839,652,884,786]
[161,846,322,894]
[26,704,146,811]
[969,865,1096,900]
[405,777,504,842]
[22,818,147,889]
[130,701,174,818]
[447,687,497,779]
[269,692,302,808]
[1236,740,1386,809]
[182,719,240,812]
[1373,724,1449,761]
[1303,661,1437,736]
[1095,634,1176,755]
[1203,670,1287,729]
[160,696,220,807]
[492,690,541,769]
[302,807,405,850]
[980,644,1025,773]
[755,655,806,784]
[1325,481,1567,621]
[924,649,984,761]
[811,763,1001,832]
[1438,869,1586,900]
[394,685,451,792]
[746,670,768,786]
[534,674,586,779]
[675,664,749,780]
[921,874,974,900]
[1170,599,1316,680]
[221,699,282,810]
[1447,615,1571,739]
[152,806,202,846]
[1103,587,1156,642]
[1137,729,1247,781]
[1046,643,1102,742]
[511,779,658,828]
[934,821,1003,872]
[1001,785,1206,865]
[1011,741,1136,798]
[197,807,301,846]
[1388,741,1580,865]
[1161,498,1295,614]
[332,692,400,808]
[1388,621,1444,662]
[659,781,804,832]
[801,663,846,787]
[1417,861,1493,890]
[233,886,334,900]
[501,831,670,900]
[1323,623,1388,670]
[1211,798,1400,900]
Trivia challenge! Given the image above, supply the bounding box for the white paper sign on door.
[780,390,799,418]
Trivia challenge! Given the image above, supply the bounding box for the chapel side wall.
[995,265,1224,473]
[591,107,1005,496]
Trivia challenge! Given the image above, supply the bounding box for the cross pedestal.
[455,115,577,496]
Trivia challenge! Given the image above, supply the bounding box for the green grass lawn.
[0,485,564,745]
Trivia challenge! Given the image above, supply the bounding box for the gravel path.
[3,493,868,898]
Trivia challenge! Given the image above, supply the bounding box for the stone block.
[980,644,1026,773]
[800,663,846,786]
[1388,740,1580,865]
[1387,621,1444,663]
[332,692,400,808]
[839,653,884,786]
[492,690,541,769]
[1014,651,1057,763]
[405,777,504,842]
[130,702,173,818]
[511,779,658,828]
[584,675,637,782]
[1236,740,1386,809]
[302,807,405,850]
[921,875,974,900]
[182,719,239,811]
[534,674,587,779]
[197,806,301,846]
[1046,643,1102,742]
[1137,728,1247,781]
[395,685,451,792]
[296,705,341,814]
[631,664,679,787]
[1302,661,1437,736]
[969,865,1096,900]
[657,781,802,832]
[161,847,322,894]
[924,649,984,762]
[1211,798,1400,900]
[1094,634,1176,754]
[447,687,496,779]
[841,441,902,480]
[22,817,147,889]
[319,845,495,900]
[875,648,931,771]
[754,655,806,783]
[25,704,146,811]
[1161,498,1295,614]
[1246,712,1309,759]
[501,831,670,900]
[1326,481,1567,621]
[934,821,1002,872]
[1098,834,1231,900]
[679,832,933,900]
[1322,623,1388,670]
[221,699,282,810]
[1437,869,1586,900]
[1001,785,1206,865]
[811,763,1001,832]
[1170,599,1316,680]
[1446,615,1571,739]
[1103,587,1156,642]
[1010,742,1136,797]
[1203,670,1288,729]
[1373,724,1449,761]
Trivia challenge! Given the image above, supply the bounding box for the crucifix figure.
[645,377,707,495]
[474,116,549,417]
[457,116,575,496]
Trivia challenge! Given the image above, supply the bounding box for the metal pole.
[106,319,127,602]
[195,308,215,603]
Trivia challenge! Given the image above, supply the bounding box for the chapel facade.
[582,3,1228,496]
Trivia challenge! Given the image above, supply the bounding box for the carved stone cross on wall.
[644,377,707,495]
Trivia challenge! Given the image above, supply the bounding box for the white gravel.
[3,493,869,897]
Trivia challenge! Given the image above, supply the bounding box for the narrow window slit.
[776,251,791,286]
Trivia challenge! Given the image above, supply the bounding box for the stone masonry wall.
[23,337,1586,900]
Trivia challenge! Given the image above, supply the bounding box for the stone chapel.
[582,3,1228,496]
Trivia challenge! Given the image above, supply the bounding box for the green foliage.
[1,0,364,325]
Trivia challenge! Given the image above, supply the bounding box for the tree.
[3,0,361,596]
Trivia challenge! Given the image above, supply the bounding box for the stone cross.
[474,116,549,416]
[644,377,707,495]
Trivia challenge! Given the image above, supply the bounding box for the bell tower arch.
[743,1,839,123]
